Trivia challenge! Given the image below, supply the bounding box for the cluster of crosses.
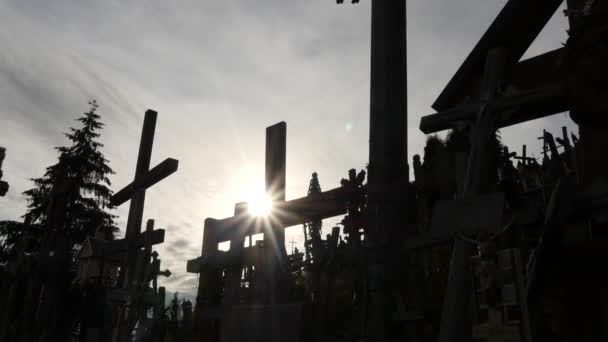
[1,0,607,341]
[0,110,179,342]
[185,0,608,341]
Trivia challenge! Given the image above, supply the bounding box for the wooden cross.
[109,110,177,340]
[537,129,560,160]
[421,0,567,135]
[439,47,510,342]
[513,145,536,166]
[110,110,178,289]
[186,123,361,311]
[289,239,297,255]
[555,126,573,152]
[100,226,165,257]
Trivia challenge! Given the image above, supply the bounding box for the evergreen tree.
[23,100,118,242]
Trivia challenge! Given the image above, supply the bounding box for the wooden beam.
[433,0,564,111]
[101,229,165,255]
[213,185,355,243]
[111,158,179,206]
[420,83,567,134]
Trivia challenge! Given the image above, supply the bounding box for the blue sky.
[0,0,576,297]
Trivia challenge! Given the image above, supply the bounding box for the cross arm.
[111,158,179,206]
[214,185,356,243]
[420,83,566,134]
[102,229,165,255]
[433,0,564,111]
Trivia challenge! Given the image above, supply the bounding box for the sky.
[0,0,576,298]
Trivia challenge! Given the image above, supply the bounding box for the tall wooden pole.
[366,0,408,339]
[264,122,288,303]
[123,110,157,289]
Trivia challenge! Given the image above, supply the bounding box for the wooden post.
[366,0,408,338]
[439,47,507,342]
[264,122,288,303]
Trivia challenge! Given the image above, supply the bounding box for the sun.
[247,192,273,217]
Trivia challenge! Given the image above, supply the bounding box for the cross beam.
[433,0,564,111]
[111,158,178,206]
[101,228,165,256]
[421,47,567,134]
[420,83,566,134]
[212,185,356,243]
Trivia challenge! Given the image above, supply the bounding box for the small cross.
[289,239,297,255]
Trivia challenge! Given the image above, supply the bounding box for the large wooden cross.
[110,109,178,289]
[109,110,177,341]
[187,123,360,307]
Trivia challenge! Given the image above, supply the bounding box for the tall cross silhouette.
[289,238,297,255]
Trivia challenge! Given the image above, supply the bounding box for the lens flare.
[248,192,273,217]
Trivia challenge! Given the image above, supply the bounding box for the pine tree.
[23,100,118,242]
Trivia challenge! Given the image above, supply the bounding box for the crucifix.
[109,109,178,341]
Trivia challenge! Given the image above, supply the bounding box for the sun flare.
[247,192,273,217]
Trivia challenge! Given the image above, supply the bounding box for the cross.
[513,145,536,166]
[333,1,409,337]
[186,123,362,317]
[100,224,165,256]
[421,0,567,135]
[537,129,560,160]
[289,239,297,255]
[110,110,178,289]
[109,109,178,340]
[555,126,572,152]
